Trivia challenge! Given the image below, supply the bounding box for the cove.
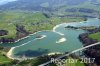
[0,18,100,60]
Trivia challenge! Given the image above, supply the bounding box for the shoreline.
[6,19,90,60]
[6,22,80,60]
[6,24,66,60]
[0,30,49,44]
[48,52,62,56]
[6,35,47,60]
[53,23,66,36]
[0,20,86,44]
[6,47,15,60]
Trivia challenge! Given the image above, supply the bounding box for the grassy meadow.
[0,11,84,39]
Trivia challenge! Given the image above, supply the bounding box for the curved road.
[39,42,100,66]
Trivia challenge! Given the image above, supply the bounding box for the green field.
[0,48,12,66]
[0,11,84,39]
[89,32,100,41]
[0,54,11,64]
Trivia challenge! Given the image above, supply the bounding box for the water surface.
[0,18,100,58]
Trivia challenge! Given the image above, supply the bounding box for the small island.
[36,35,46,40]
[56,38,67,43]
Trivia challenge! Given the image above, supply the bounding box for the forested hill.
[0,0,100,18]
[0,0,100,11]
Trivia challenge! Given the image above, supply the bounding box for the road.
[39,42,100,66]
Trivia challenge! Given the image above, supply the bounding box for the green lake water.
[0,18,100,58]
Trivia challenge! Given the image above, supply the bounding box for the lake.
[0,18,100,59]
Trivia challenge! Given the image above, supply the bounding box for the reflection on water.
[15,48,49,57]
